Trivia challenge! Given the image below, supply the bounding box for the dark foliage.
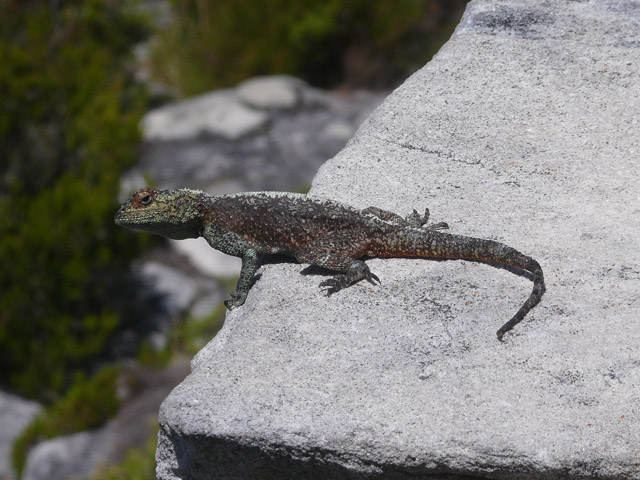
[0,0,152,398]
[150,0,469,94]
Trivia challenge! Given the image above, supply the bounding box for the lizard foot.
[224,292,247,310]
[319,261,380,296]
[405,208,429,227]
[406,208,449,230]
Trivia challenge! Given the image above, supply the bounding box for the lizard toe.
[320,276,349,296]
[425,221,449,230]
[224,292,247,310]
[366,271,381,285]
[319,278,336,288]
[323,287,337,297]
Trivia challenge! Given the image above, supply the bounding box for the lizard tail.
[457,239,545,340]
[374,230,545,339]
[495,257,544,340]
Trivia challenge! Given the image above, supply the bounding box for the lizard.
[115,188,545,340]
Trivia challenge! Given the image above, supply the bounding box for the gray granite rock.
[156,0,640,478]
[140,261,202,314]
[22,431,102,480]
[168,239,241,279]
[142,91,269,141]
[127,76,385,193]
[128,256,225,330]
[236,76,302,110]
[22,362,189,480]
[0,392,42,480]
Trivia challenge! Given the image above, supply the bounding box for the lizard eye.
[133,189,155,207]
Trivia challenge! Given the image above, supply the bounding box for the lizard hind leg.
[320,259,380,296]
[405,208,429,227]
[362,206,448,230]
[294,234,380,296]
[407,208,449,230]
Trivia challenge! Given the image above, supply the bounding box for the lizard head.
[115,188,205,239]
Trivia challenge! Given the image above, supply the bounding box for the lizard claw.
[224,292,247,310]
[319,278,341,296]
[425,221,449,230]
[367,271,381,285]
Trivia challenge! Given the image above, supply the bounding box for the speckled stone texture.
[156,0,640,478]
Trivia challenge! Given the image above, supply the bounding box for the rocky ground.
[22,361,190,480]
[0,393,41,480]
[156,1,640,479]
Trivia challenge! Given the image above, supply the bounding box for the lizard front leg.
[225,248,258,309]
[203,224,259,310]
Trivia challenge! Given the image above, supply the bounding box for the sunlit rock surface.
[157,1,640,478]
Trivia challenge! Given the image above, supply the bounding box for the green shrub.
[169,303,228,355]
[136,301,227,368]
[0,1,153,397]
[12,366,121,478]
[135,339,174,369]
[149,0,468,94]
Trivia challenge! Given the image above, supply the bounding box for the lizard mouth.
[114,210,124,225]
[114,205,138,227]
[114,206,127,226]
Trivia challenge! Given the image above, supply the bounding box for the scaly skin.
[115,188,545,340]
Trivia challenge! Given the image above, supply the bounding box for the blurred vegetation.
[12,366,121,477]
[167,302,227,355]
[150,0,468,95]
[136,302,227,367]
[90,422,159,480]
[0,0,467,399]
[0,0,153,399]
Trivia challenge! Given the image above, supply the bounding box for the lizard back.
[205,192,384,253]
